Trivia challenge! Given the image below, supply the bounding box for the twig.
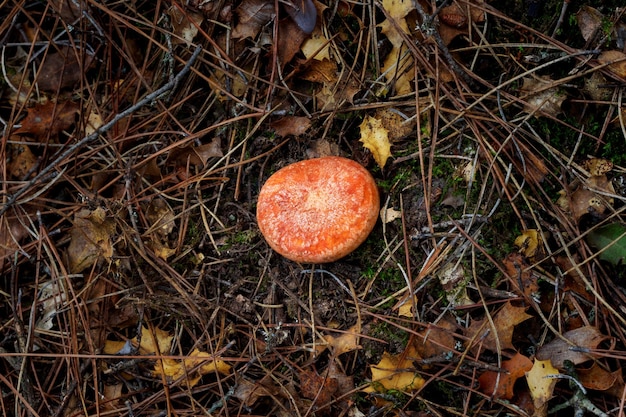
[0,45,203,217]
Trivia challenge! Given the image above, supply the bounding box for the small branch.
[0,45,203,217]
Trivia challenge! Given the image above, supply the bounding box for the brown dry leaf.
[35,46,95,91]
[278,18,309,67]
[567,174,615,223]
[536,326,612,369]
[374,108,413,141]
[502,252,539,300]
[300,368,338,406]
[167,137,223,168]
[50,0,88,21]
[233,378,281,407]
[359,115,391,168]
[379,0,414,95]
[577,362,617,391]
[598,50,626,79]
[364,344,424,393]
[167,4,203,46]
[478,352,532,400]
[14,100,79,138]
[465,301,532,352]
[102,383,124,411]
[514,229,542,260]
[526,359,559,417]
[300,58,337,83]
[7,143,37,179]
[437,0,485,46]
[67,207,115,273]
[270,116,312,137]
[153,348,231,388]
[232,0,274,39]
[413,318,457,359]
[0,214,30,264]
[520,76,566,117]
[145,198,175,238]
[576,6,604,42]
[583,158,613,176]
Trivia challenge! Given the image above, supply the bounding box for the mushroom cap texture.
[256,156,379,263]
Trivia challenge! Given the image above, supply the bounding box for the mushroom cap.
[256,156,379,263]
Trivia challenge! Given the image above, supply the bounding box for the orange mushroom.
[256,156,379,263]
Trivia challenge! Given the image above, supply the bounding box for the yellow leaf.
[135,326,173,355]
[153,348,231,388]
[359,115,391,168]
[397,295,417,318]
[379,0,414,95]
[514,229,541,259]
[365,345,424,393]
[301,27,331,61]
[526,359,559,417]
[324,325,362,356]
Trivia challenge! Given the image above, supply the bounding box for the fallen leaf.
[478,352,532,400]
[576,6,604,42]
[233,377,281,407]
[536,326,612,369]
[465,301,532,352]
[67,207,115,273]
[102,383,124,411]
[502,252,539,300]
[324,325,362,356]
[278,17,309,67]
[136,325,173,355]
[413,318,457,359]
[153,348,231,387]
[514,229,543,260]
[232,0,274,39]
[583,158,613,176]
[359,115,391,168]
[301,26,331,61]
[374,108,413,141]
[567,174,615,223]
[379,0,414,95]
[526,359,559,417]
[14,100,79,138]
[577,362,617,391]
[520,76,566,117]
[145,198,175,238]
[364,344,424,393]
[7,142,37,179]
[300,368,338,406]
[270,116,312,137]
[167,4,203,46]
[598,50,626,80]
[35,46,95,91]
[167,137,223,168]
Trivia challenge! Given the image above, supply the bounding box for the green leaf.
[587,223,626,266]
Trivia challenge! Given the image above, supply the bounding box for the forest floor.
[1,0,626,416]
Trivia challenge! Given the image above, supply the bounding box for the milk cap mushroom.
[256,156,379,263]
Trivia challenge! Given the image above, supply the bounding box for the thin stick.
[0,45,203,217]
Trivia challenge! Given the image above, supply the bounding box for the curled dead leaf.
[536,326,612,369]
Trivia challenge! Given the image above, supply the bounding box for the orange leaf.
[478,352,532,400]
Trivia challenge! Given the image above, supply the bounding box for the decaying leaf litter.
[1,0,626,415]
